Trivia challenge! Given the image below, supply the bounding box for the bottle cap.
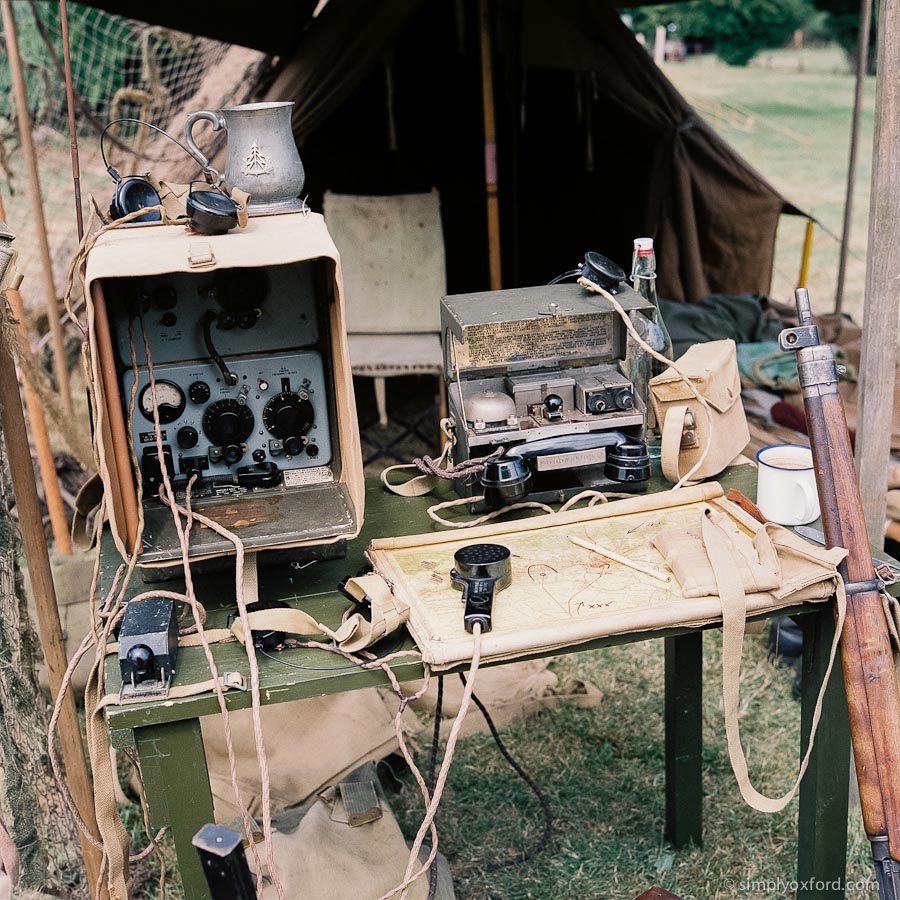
[633,237,654,257]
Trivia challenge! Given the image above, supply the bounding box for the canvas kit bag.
[649,339,749,485]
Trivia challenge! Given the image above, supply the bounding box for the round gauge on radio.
[138,380,186,424]
[263,391,314,438]
[202,399,255,446]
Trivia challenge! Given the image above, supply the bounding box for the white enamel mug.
[755,444,820,526]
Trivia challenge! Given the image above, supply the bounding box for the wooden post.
[856,0,900,543]
[59,0,84,241]
[479,0,502,291]
[1,0,72,413]
[0,220,101,893]
[0,192,71,554]
[835,0,874,314]
[0,323,104,892]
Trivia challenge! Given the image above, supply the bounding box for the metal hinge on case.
[680,408,699,449]
[188,241,216,268]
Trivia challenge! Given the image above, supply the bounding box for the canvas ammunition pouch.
[650,339,749,485]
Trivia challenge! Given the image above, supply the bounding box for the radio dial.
[202,399,255,448]
[263,391,314,438]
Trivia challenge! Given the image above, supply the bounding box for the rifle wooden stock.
[783,288,900,892]
[805,389,900,857]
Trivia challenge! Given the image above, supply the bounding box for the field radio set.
[84,212,363,569]
[441,273,654,508]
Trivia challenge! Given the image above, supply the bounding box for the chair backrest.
[323,189,446,334]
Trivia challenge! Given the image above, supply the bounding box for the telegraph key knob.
[202,399,254,448]
[543,393,564,420]
[263,391,314,438]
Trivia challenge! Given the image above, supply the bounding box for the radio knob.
[223,444,244,466]
[283,435,304,457]
[189,381,211,404]
[263,391,314,439]
[614,389,635,411]
[177,426,199,449]
[202,399,255,448]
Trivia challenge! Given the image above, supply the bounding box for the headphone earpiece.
[186,184,239,236]
[109,176,162,223]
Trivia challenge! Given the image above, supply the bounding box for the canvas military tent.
[83,0,801,302]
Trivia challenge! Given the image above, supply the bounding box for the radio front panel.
[122,352,333,492]
[110,262,320,367]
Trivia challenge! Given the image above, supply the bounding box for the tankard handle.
[184,110,226,184]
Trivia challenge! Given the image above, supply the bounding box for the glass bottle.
[631,237,674,378]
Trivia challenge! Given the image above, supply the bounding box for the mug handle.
[797,479,818,523]
[184,110,226,174]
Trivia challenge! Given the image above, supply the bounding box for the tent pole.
[834,0,873,314]
[479,0,502,290]
[0,0,72,413]
[0,192,71,556]
[856,0,900,544]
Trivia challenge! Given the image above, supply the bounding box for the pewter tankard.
[184,101,305,215]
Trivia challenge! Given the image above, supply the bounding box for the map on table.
[367,484,838,669]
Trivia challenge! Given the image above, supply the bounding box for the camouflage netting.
[0,431,86,895]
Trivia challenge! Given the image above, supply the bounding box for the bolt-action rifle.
[780,288,900,898]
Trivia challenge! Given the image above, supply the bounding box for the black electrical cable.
[548,267,581,285]
[202,310,239,386]
[459,672,553,872]
[254,631,406,672]
[426,675,444,900]
[100,116,215,183]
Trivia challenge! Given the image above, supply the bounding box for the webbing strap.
[661,404,692,485]
[380,430,455,498]
[701,509,846,813]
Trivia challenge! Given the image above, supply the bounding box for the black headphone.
[102,118,239,235]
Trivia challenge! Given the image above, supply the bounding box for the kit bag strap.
[71,472,105,551]
[701,509,846,813]
[661,404,691,485]
[228,573,403,653]
[331,573,410,652]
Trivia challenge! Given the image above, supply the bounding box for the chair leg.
[374,377,388,427]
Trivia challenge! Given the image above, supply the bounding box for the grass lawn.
[663,46,874,323]
[390,633,875,900]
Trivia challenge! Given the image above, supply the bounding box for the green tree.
[812,0,876,73]
[629,0,816,67]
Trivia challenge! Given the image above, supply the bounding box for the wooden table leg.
[664,632,703,848]
[797,607,850,900]
[135,719,215,900]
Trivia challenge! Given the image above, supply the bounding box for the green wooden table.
[100,468,855,900]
